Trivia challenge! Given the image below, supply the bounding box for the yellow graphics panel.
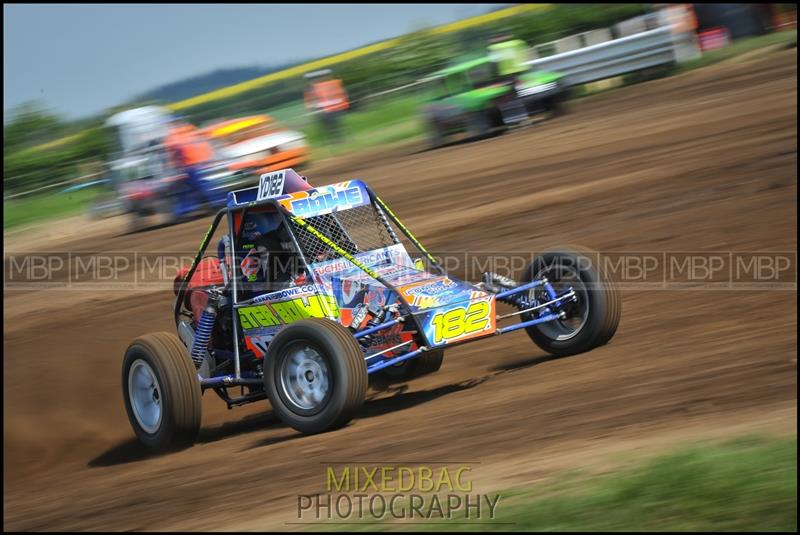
[238,293,340,358]
[238,294,339,329]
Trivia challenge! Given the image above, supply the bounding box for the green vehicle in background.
[422,39,568,149]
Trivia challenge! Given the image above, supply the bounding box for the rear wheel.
[87,195,121,220]
[520,248,621,356]
[264,319,367,434]
[157,195,180,226]
[467,111,492,140]
[128,209,147,233]
[122,332,202,452]
[546,92,568,119]
[427,119,446,150]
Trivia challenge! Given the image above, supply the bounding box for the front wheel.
[156,194,180,226]
[467,111,492,140]
[520,248,621,356]
[264,318,367,434]
[128,209,148,233]
[122,332,202,452]
[87,195,122,220]
[427,119,446,150]
[546,91,568,119]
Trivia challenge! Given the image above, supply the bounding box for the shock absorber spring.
[508,293,528,308]
[484,272,534,309]
[191,306,217,368]
[508,292,538,310]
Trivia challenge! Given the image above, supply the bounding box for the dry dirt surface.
[4,48,797,530]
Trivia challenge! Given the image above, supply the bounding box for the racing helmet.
[239,210,297,288]
[240,210,283,245]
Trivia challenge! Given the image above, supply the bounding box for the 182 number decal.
[430,301,492,344]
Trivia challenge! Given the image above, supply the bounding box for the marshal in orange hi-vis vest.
[306,79,350,113]
[164,124,215,167]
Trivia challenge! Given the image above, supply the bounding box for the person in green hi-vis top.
[487,34,530,78]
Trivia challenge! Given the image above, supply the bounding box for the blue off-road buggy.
[122,169,621,451]
[107,149,253,232]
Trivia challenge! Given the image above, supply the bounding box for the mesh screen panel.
[290,203,408,263]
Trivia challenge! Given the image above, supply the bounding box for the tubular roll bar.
[174,188,438,385]
[368,189,447,276]
[174,208,228,328]
[287,211,431,347]
[173,199,294,383]
[174,187,572,386]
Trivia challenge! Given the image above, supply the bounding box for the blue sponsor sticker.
[285,181,369,218]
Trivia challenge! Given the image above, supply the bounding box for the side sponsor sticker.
[311,244,414,293]
[397,276,468,309]
[277,180,370,218]
[238,294,339,331]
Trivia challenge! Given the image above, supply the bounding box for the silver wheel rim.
[279,344,330,411]
[128,359,162,434]
[531,265,589,341]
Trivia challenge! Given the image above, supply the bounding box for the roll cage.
[174,179,576,399]
[174,183,446,382]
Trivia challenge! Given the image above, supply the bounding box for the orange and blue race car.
[201,114,310,176]
[122,169,621,451]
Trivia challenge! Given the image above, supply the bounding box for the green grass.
[3,187,102,230]
[264,100,312,132]
[317,435,796,532]
[674,29,797,75]
[307,118,425,159]
[255,92,427,160]
[294,92,429,158]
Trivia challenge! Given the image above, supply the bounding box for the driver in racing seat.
[236,210,307,297]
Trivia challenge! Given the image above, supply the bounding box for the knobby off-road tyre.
[87,195,121,220]
[369,348,445,388]
[520,248,621,357]
[468,111,492,140]
[157,194,180,227]
[122,332,202,452]
[264,318,367,434]
[128,210,147,233]
[427,120,446,150]
[547,92,568,119]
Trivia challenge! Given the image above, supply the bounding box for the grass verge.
[673,29,797,75]
[314,435,796,532]
[298,92,427,159]
[3,187,101,230]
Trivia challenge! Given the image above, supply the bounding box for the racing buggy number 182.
[122,168,621,451]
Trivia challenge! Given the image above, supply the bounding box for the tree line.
[4,4,647,196]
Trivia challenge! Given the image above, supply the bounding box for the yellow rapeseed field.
[168,4,551,112]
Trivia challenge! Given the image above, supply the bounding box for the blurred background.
[4,3,796,230]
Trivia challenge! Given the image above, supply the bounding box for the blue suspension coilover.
[484,272,535,310]
[191,307,217,368]
[507,293,535,310]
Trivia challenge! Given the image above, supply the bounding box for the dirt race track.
[4,48,797,530]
